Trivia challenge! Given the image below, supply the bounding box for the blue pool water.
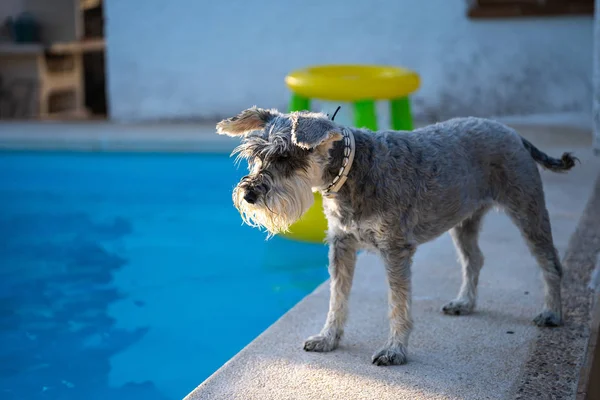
[0,151,329,400]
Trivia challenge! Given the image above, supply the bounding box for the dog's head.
[217,107,343,236]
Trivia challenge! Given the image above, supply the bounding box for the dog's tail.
[521,137,578,173]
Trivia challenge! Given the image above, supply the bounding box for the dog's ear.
[291,113,343,149]
[216,107,277,136]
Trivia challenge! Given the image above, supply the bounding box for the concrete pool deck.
[1,119,599,399]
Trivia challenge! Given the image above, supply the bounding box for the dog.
[216,107,577,366]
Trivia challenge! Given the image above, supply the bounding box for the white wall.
[105,0,593,123]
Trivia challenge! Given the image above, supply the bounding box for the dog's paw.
[371,344,408,366]
[533,310,562,327]
[303,334,338,352]
[442,299,474,316]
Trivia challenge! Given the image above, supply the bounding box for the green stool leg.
[353,100,378,130]
[390,97,413,131]
[289,93,311,112]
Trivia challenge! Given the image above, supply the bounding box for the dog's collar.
[322,127,355,198]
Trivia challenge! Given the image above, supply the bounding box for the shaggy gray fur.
[217,108,577,366]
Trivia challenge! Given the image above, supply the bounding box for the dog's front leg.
[372,243,416,366]
[303,233,358,352]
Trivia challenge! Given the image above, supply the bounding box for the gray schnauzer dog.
[216,107,576,366]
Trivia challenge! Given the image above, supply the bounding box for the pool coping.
[0,121,237,154]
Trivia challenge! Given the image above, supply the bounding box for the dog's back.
[410,117,576,174]
[348,117,576,243]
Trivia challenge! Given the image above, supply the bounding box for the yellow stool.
[282,64,420,243]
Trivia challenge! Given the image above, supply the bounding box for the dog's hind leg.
[442,207,489,316]
[304,233,358,352]
[501,181,563,327]
[372,243,416,366]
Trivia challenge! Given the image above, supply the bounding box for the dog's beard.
[233,174,315,237]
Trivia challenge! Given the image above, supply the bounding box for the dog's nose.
[244,190,258,204]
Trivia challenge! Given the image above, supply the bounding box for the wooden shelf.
[49,38,105,54]
[0,39,105,56]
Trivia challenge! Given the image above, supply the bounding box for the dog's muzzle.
[243,189,258,204]
[239,176,269,204]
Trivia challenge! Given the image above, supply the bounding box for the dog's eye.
[277,154,290,162]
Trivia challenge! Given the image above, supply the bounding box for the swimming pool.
[0,151,329,400]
